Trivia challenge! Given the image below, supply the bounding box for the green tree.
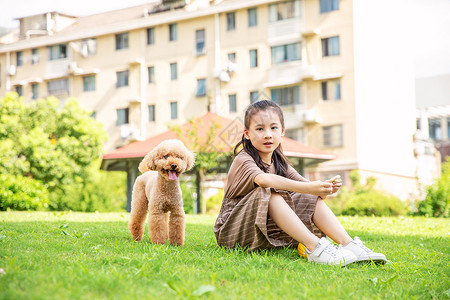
[170,116,229,214]
[0,92,109,210]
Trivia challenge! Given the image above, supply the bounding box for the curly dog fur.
[128,139,195,245]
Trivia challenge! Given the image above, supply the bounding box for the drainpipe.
[213,13,221,113]
[6,52,11,91]
[140,29,147,140]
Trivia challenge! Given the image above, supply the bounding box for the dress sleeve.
[286,164,309,182]
[223,151,265,199]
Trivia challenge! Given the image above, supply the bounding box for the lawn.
[0,212,449,299]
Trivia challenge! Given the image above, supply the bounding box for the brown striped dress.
[213,150,325,251]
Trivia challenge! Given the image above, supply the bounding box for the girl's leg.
[268,192,319,251]
[312,199,352,245]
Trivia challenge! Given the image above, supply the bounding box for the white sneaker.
[340,236,387,264]
[306,237,357,266]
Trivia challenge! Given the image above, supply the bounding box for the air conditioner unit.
[68,62,81,74]
[8,65,16,76]
[303,110,322,124]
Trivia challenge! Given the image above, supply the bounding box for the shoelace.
[354,239,373,253]
[323,243,340,258]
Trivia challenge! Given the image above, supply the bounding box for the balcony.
[268,18,305,44]
[264,63,316,88]
[284,106,322,129]
[45,59,70,80]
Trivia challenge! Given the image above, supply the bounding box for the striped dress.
[213,150,325,250]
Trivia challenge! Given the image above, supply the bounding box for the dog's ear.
[186,150,196,171]
[138,149,157,173]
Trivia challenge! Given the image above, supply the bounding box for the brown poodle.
[128,139,195,245]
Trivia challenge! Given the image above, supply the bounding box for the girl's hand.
[327,175,342,194]
[308,181,334,198]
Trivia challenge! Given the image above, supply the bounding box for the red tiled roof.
[102,112,336,161]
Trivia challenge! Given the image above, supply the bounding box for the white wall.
[352,0,417,178]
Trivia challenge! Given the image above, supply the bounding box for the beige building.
[0,0,420,200]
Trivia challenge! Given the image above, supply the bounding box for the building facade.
[0,0,420,200]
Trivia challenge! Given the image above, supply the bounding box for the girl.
[214,100,386,266]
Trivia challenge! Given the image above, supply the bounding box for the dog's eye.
[163,155,169,159]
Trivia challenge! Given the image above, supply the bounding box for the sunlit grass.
[0,212,449,299]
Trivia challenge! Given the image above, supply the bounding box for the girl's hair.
[234,100,291,176]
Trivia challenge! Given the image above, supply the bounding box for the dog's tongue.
[168,170,177,180]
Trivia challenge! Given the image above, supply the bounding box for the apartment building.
[0,0,420,200]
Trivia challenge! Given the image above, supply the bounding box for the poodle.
[128,139,195,246]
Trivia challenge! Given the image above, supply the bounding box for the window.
[250,91,259,103]
[321,79,341,101]
[269,0,301,22]
[320,0,339,13]
[448,117,450,139]
[116,108,129,125]
[196,79,206,97]
[81,38,97,57]
[148,105,155,122]
[115,32,129,50]
[48,44,67,60]
[170,101,178,119]
[15,85,23,96]
[229,94,237,113]
[116,70,129,88]
[31,48,39,64]
[148,66,155,83]
[322,36,340,56]
[169,23,177,41]
[31,83,38,99]
[248,8,257,27]
[195,29,205,55]
[227,12,236,31]
[228,52,236,63]
[285,128,304,142]
[16,51,23,66]
[83,75,96,92]
[147,27,155,45]
[323,125,343,147]
[429,118,442,140]
[48,79,69,96]
[249,49,258,68]
[271,86,300,106]
[170,63,177,80]
[271,42,301,64]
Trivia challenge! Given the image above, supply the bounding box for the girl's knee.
[270,191,284,201]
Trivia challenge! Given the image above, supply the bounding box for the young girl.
[214,100,386,266]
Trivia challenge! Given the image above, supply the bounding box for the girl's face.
[244,109,285,163]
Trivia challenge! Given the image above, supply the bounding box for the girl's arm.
[254,173,333,199]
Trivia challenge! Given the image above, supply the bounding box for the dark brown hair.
[234,100,291,176]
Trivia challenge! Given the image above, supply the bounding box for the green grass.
[0,212,449,299]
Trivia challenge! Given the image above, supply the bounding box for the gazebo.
[100,112,336,211]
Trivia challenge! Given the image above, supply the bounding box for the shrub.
[416,158,450,217]
[327,170,407,217]
[342,191,407,216]
[49,168,127,212]
[181,180,195,214]
[0,174,49,211]
[206,189,224,215]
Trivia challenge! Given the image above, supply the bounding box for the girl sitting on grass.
[213,100,387,266]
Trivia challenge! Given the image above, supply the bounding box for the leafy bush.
[206,189,224,215]
[416,158,450,217]
[0,174,49,211]
[49,166,127,212]
[342,191,407,216]
[327,170,407,217]
[181,180,196,214]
